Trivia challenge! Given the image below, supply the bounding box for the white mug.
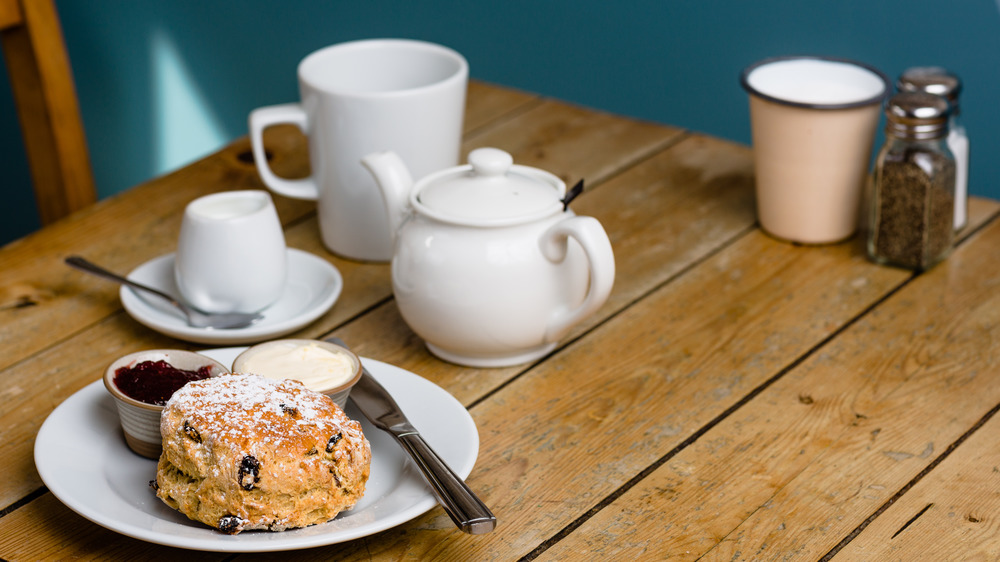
[174,190,286,313]
[248,38,468,262]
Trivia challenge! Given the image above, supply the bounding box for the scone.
[154,373,370,534]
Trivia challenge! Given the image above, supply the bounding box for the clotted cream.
[239,341,356,391]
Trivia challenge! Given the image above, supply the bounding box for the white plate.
[34,348,479,552]
[120,249,342,345]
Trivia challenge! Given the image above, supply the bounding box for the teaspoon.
[65,256,264,330]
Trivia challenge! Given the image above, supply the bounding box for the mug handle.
[538,215,616,342]
[248,104,320,200]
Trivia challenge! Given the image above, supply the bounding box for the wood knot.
[1,283,54,310]
[797,394,814,405]
[236,149,272,164]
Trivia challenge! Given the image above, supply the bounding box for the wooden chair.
[1,0,95,225]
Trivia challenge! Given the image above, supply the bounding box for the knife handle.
[396,433,497,534]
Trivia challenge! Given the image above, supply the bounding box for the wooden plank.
[6,73,995,557]
[537,203,1000,560]
[0,0,22,29]
[0,493,228,561]
[463,97,684,188]
[698,215,1000,561]
[0,93,683,515]
[831,406,1000,561]
[0,131,741,558]
[319,244,893,558]
[239,147,964,560]
[0,217,382,512]
[0,131,313,371]
[464,80,539,132]
[1,0,97,224]
[0,82,531,374]
[330,134,759,405]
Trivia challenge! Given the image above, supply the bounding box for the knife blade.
[327,337,497,534]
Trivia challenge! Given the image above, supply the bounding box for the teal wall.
[3,0,998,245]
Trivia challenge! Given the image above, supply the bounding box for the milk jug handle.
[248,103,320,201]
[539,215,615,342]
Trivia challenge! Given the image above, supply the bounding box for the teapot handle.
[539,215,615,342]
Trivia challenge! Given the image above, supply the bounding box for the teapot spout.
[361,150,414,243]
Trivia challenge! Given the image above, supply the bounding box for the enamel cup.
[741,56,890,244]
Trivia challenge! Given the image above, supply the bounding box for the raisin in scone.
[155,373,370,534]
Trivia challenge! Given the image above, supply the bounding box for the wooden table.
[3,81,1000,561]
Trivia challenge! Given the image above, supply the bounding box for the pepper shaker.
[867,92,956,271]
[897,66,968,230]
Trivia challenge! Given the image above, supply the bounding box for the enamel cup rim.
[740,55,891,110]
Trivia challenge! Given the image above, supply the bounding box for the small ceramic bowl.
[232,339,362,409]
[104,349,230,459]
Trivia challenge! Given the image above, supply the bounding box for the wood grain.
[1,0,96,224]
[0,84,683,514]
[0,80,529,371]
[539,203,1000,561]
[0,0,21,29]
[0,493,228,561]
[0,133,741,559]
[325,134,759,406]
[0,83,535,509]
[0,131,313,374]
[229,140,887,561]
[463,98,684,188]
[832,404,1000,561]
[463,80,539,132]
[4,79,1000,560]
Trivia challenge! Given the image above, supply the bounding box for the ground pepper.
[867,92,955,270]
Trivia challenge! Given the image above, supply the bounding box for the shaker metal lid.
[884,91,951,140]
[897,66,962,102]
[416,148,565,223]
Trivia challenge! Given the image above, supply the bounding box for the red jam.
[114,360,213,406]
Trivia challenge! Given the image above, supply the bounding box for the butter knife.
[327,338,497,534]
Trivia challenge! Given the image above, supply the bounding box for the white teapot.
[362,147,615,367]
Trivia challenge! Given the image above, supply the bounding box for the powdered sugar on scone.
[154,373,370,534]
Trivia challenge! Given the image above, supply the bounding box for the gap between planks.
[520,203,1000,561]
[818,398,1000,560]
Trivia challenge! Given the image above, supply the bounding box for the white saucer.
[34,349,480,552]
[120,249,342,345]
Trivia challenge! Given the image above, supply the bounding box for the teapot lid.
[416,148,566,224]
